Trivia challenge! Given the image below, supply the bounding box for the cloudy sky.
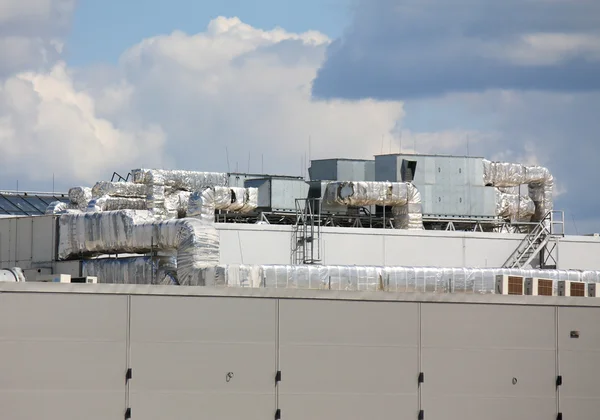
[0,0,599,233]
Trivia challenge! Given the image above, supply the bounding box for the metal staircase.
[503,210,564,269]
[291,198,322,265]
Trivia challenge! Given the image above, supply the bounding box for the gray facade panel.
[129,295,277,420]
[558,307,600,418]
[0,293,127,420]
[421,303,557,420]
[278,300,419,419]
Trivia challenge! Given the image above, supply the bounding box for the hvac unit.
[587,283,600,297]
[34,274,97,284]
[525,278,555,296]
[558,281,587,297]
[71,276,98,284]
[36,274,72,283]
[496,275,525,295]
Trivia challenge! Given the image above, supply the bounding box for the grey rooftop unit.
[375,153,495,219]
[244,177,309,212]
[309,159,375,182]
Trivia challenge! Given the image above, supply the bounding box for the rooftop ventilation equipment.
[558,280,587,297]
[496,275,525,295]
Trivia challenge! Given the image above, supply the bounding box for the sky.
[0,0,599,233]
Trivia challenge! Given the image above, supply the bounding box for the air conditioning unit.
[558,280,587,297]
[496,275,524,295]
[35,274,97,284]
[525,278,555,296]
[71,276,98,284]
[588,283,600,297]
[36,274,72,283]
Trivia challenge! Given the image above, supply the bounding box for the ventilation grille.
[538,279,553,296]
[571,282,586,297]
[508,276,523,295]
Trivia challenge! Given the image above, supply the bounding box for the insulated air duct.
[324,181,424,230]
[483,160,554,222]
[58,210,219,285]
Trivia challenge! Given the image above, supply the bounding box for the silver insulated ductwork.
[58,210,219,285]
[324,181,424,229]
[483,160,554,221]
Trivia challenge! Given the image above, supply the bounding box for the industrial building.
[1,152,600,419]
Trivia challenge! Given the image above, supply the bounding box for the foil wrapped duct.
[495,189,536,221]
[131,169,228,190]
[213,264,600,295]
[325,181,424,230]
[86,196,148,212]
[68,187,92,210]
[82,256,178,285]
[165,190,192,218]
[483,160,554,222]
[188,187,259,222]
[58,210,219,285]
[45,201,81,215]
[91,181,147,198]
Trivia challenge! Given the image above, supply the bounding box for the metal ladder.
[502,210,564,269]
[291,198,322,265]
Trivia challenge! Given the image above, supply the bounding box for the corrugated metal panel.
[375,155,399,181]
[32,216,56,262]
[308,160,338,181]
[16,217,33,262]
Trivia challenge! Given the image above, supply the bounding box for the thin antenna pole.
[308,135,312,162]
[16,180,18,192]
[225,147,231,172]
[398,130,403,154]
[389,134,392,154]
[247,151,251,173]
[467,135,470,157]
[52,173,55,194]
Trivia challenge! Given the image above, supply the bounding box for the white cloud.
[0,16,406,188]
[0,63,167,185]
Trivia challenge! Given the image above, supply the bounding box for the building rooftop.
[0,191,69,216]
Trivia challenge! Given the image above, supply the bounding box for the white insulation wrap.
[68,187,92,210]
[82,256,178,285]
[45,201,81,215]
[325,181,423,230]
[58,210,219,285]
[91,181,147,198]
[188,187,259,222]
[86,196,147,212]
[212,265,600,295]
[132,169,228,190]
[483,160,554,221]
[495,189,536,221]
[165,190,192,218]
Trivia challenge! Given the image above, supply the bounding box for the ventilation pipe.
[188,186,259,222]
[58,210,219,285]
[483,160,554,222]
[324,181,424,230]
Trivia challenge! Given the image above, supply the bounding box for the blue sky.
[67,0,351,66]
[1,0,599,233]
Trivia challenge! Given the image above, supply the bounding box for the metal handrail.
[503,211,557,268]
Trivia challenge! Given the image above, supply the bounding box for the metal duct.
[91,181,147,198]
[86,196,147,212]
[188,186,259,222]
[213,264,600,295]
[58,210,219,285]
[68,187,92,210]
[494,188,536,221]
[0,267,26,282]
[324,181,424,230]
[483,160,554,221]
[82,256,178,285]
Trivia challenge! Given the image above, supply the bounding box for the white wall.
[216,224,527,268]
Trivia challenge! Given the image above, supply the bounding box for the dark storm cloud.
[312,0,600,100]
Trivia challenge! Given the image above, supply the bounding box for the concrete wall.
[1,285,599,420]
